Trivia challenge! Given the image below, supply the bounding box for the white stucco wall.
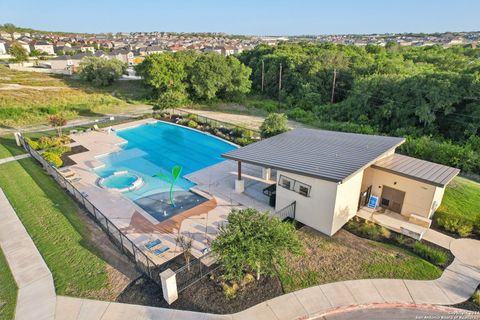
[275,170,338,236]
[330,170,364,234]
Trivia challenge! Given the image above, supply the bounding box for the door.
[380,186,405,214]
[357,185,372,210]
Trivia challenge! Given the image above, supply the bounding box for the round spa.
[98,171,143,192]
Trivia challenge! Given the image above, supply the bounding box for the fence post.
[160,269,178,304]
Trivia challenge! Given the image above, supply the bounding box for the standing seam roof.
[222,128,405,182]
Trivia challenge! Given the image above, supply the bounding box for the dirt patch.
[61,145,89,167]
[0,83,66,91]
[179,108,305,131]
[117,271,283,314]
[76,207,140,300]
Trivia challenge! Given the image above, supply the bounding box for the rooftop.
[222,128,405,183]
[372,153,460,187]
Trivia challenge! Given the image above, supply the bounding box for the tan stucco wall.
[331,170,364,234]
[431,186,446,218]
[362,167,441,218]
[275,171,338,236]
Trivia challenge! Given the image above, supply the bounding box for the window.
[294,181,311,197]
[278,175,311,197]
[381,198,390,206]
[279,175,294,190]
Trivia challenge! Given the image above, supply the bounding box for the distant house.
[203,46,223,55]
[0,41,6,55]
[49,55,74,70]
[33,41,55,55]
[81,46,95,53]
[168,44,186,52]
[139,45,163,56]
[221,46,235,56]
[108,49,134,64]
[16,40,31,53]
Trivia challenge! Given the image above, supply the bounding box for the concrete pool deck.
[63,118,270,267]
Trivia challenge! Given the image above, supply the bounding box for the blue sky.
[1,0,478,35]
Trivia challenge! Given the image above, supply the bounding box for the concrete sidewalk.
[0,188,56,320]
[0,153,30,165]
[53,238,480,320]
[2,183,479,320]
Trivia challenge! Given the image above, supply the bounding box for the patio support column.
[262,167,271,181]
[235,161,244,193]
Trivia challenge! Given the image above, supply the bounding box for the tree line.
[135,51,252,109]
[238,42,480,174]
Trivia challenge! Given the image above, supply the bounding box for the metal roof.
[222,128,405,183]
[372,153,460,187]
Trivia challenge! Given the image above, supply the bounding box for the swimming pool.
[95,121,237,220]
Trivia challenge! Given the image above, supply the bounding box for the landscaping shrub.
[473,290,480,305]
[345,218,388,241]
[25,137,39,150]
[42,151,63,167]
[259,113,289,138]
[434,211,474,237]
[222,283,238,300]
[412,242,448,266]
[234,137,253,146]
[187,120,198,128]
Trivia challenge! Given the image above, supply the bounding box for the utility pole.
[330,68,337,104]
[278,62,282,101]
[261,59,265,92]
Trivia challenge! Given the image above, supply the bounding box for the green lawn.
[436,176,480,223]
[0,65,151,128]
[0,248,17,320]
[0,135,25,160]
[278,227,441,293]
[0,158,109,297]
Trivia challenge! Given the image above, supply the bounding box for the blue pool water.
[102,173,138,189]
[95,121,237,205]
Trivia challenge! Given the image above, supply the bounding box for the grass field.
[278,227,441,293]
[0,248,17,320]
[0,158,110,297]
[0,134,25,159]
[0,66,152,128]
[437,177,480,223]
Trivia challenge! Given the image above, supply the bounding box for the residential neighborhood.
[0,1,480,320]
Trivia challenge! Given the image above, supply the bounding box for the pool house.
[222,128,460,237]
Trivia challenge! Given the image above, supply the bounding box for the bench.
[408,213,432,228]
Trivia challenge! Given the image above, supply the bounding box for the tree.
[135,53,186,92]
[8,42,28,63]
[259,113,289,138]
[189,53,231,100]
[211,208,303,282]
[78,57,126,87]
[175,233,193,271]
[2,23,17,40]
[153,88,188,111]
[47,115,67,137]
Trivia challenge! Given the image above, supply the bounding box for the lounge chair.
[67,177,82,183]
[153,246,169,255]
[145,239,161,250]
[93,124,103,132]
[59,168,76,178]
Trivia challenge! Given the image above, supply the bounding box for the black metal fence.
[174,252,220,293]
[18,135,163,285]
[172,108,261,140]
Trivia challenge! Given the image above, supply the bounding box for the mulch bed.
[61,145,89,166]
[116,271,283,314]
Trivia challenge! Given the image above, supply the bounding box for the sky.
[1,0,479,36]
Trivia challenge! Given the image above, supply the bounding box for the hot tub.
[98,171,143,192]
